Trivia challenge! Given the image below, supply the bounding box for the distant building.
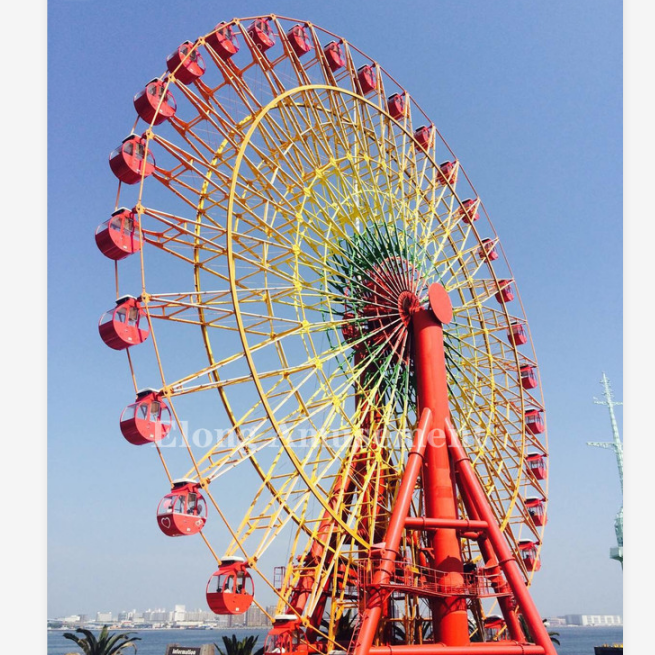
[144,608,169,622]
[246,606,269,628]
[545,617,567,627]
[227,613,246,628]
[186,609,216,622]
[96,611,114,623]
[564,614,622,626]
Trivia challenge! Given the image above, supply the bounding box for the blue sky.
[41,0,627,626]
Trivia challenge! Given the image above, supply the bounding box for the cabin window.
[150,401,161,420]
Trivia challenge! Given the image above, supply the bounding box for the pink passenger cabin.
[387,93,407,120]
[287,24,312,57]
[247,18,276,52]
[518,540,541,572]
[414,125,435,152]
[507,321,527,346]
[324,41,345,71]
[263,616,309,655]
[157,480,208,537]
[98,295,149,350]
[526,452,547,481]
[109,134,155,185]
[525,496,547,527]
[206,558,255,615]
[357,65,377,95]
[457,198,480,224]
[437,160,458,186]
[478,238,498,261]
[525,408,545,434]
[133,79,177,125]
[520,364,538,389]
[120,389,172,446]
[206,23,240,59]
[95,207,143,260]
[495,280,514,304]
[166,41,206,84]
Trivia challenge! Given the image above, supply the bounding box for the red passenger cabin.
[495,280,514,304]
[247,18,276,52]
[324,41,345,71]
[414,125,434,152]
[478,238,498,261]
[157,480,208,537]
[525,496,547,527]
[457,198,480,224]
[263,615,309,655]
[518,540,541,572]
[109,134,156,185]
[507,321,527,346]
[287,24,312,57]
[133,79,177,125]
[98,295,150,350]
[520,364,538,389]
[166,41,206,84]
[206,23,240,59]
[95,207,143,260]
[120,389,172,445]
[437,160,458,187]
[526,452,547,480]
[483,615,505,641]
[387,93,407,120]
[357,65,377,95]
[525,408,545,434]
[206,558,255,615]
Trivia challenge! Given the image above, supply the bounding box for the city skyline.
[48,604,623,629]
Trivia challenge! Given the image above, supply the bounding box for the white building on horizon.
[564,614,622,626]
[96,611,114,623]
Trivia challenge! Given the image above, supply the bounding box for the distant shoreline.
[48,624,622,631]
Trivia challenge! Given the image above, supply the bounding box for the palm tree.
[468,617,483,643]
[518,615,560,646]
[321,609,357,647]
[63,626,140,655]
[215,634,260,655]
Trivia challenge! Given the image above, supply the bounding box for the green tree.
[518,615,560,646]
[63,626,140,655]
[215,634,260,655]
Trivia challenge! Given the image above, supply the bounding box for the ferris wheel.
[96,15,554,655]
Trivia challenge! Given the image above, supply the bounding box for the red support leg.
[413,303,469,646]
[353,408,433,655]
[454,469,525,642]
[445,419,558,655]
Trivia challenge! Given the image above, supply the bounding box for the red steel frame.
[352,284,556,655]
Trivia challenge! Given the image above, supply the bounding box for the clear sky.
[44,0,625,624]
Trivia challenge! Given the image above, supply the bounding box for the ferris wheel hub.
[339,255,428,367]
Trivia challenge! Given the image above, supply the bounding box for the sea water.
[47,626,624,655]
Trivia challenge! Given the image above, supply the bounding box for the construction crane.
[587,372,623,568]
